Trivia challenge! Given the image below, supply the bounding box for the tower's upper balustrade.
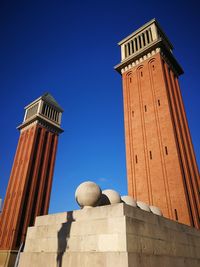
[115,19,183,75]
[119,19,172,61]
[18,93,63,133]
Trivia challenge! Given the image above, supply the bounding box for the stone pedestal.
[0,250,18,267]
[18,203,200,267]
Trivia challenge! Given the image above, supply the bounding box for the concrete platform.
[18,203,200,267]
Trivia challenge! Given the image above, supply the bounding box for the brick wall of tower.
[0,125,37,250]
[162,59,200,228]
[122,52,200,227]
[0,123,59,250]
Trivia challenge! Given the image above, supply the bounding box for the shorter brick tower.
[115,19,200,228]
[0,93,63,266]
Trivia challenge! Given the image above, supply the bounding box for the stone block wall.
[18,203,200,267]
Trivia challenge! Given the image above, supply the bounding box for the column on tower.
[115,19,200,228]
[0,93,63,260]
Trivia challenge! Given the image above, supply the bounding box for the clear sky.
[0,0,199,213]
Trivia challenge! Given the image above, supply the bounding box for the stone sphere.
[98,189,121,206]
[121,195,137,207]
[136,201,150,212]
[75,181,101,208]
[149,205,163,216]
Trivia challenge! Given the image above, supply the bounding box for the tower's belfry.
[115,19,200,228]
[0,93,63,264]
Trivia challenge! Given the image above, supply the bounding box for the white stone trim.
[121,48,159,74]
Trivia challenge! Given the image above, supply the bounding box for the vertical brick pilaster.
[43,134,58,214]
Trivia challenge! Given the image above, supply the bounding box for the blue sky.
[0,0,199,213]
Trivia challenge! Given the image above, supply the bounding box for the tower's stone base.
[0,250,18,267]
[18,203,200,267]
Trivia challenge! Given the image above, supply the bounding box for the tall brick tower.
[115,19,200,228]
[0,93,63,266]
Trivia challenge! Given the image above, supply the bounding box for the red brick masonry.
[122,52,200,228]
[0,124,58,250]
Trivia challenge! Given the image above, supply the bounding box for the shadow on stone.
[97,194,111,206]
[56,211,75,267]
